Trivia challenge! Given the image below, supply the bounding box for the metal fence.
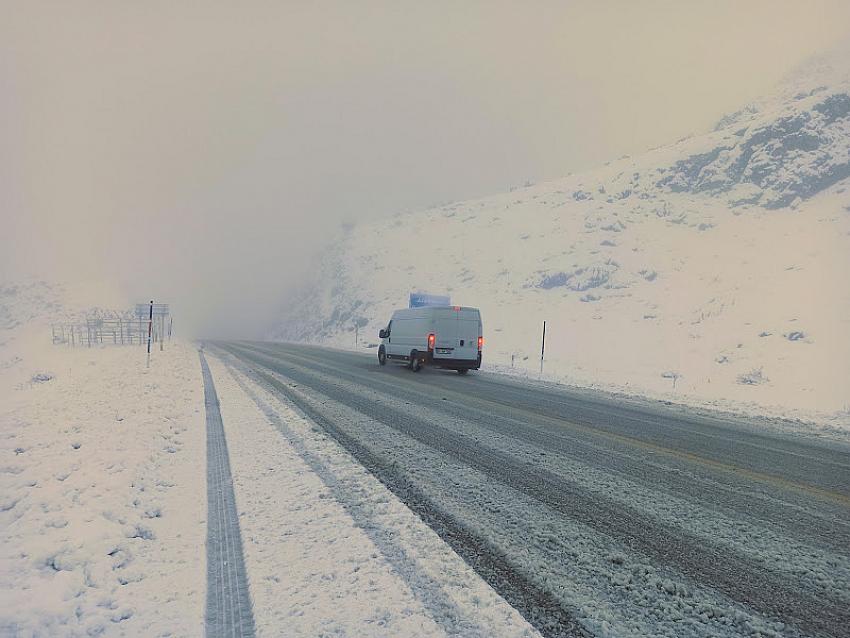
[52,310,172,348]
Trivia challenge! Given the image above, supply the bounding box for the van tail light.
[428,333,435,351]
[478,336,484,351]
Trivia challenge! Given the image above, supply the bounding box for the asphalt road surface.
[212,341,850,638]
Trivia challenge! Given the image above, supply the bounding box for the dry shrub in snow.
[738,367,768,385]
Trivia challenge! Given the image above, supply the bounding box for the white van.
[377,306,483,374]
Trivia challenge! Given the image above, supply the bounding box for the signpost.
[136,303,169,319]
[135,303,170,364]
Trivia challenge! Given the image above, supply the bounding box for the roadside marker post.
[540,320,546,376]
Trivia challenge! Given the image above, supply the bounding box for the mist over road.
[213,341,850,638]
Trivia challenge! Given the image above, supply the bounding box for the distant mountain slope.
[0,279,131,360]
[0,281,64,332]
[272,53,850,423]
[0,280,131,332]
[657,89,850,208]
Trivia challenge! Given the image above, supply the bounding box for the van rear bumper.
[428,353,482,369]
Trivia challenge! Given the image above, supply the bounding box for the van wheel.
[457,368,469,375]
[378,346,386,366]
[410,351,422,372]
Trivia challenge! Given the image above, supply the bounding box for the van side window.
[386,320,392,335]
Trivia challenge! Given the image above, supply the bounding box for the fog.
[3,1,850,336]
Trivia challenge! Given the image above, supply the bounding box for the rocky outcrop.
[657,92,850,207]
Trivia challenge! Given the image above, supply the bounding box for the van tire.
[457,368,469,375]
[410,351,422,372]
[377,346,386,366]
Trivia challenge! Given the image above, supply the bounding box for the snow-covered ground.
[0,283,207,636]
[271,52,850,427]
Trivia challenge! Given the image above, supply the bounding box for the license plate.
[436,348,453,354]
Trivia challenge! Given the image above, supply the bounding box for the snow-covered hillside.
[272,53,850,424]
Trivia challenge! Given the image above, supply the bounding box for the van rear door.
[432,308,480,362]
[456,309,481,362]
[432,309,458,358]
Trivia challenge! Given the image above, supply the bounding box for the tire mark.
[200,350,256,638]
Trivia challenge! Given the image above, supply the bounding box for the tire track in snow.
[199,350,256,638]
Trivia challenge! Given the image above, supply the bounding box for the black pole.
[540,320,546,375]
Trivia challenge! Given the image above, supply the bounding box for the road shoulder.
[205,350,540,638]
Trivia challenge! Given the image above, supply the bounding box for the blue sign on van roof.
[409,292,451,308]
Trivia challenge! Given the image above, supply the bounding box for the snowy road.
[212,341,850,638]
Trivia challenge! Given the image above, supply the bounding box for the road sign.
[409,292,450,308]
[136,303,169,318]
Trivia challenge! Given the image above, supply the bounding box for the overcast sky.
[3,1,850,335]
